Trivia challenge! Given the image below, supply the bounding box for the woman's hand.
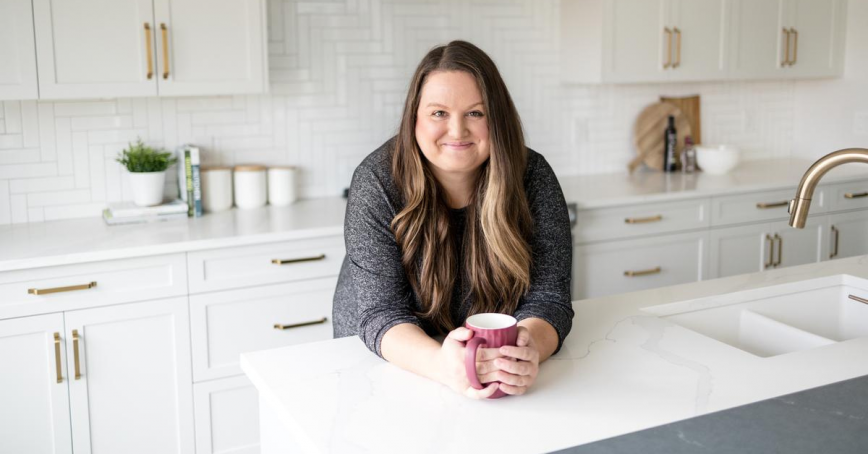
[491,326,540,396]
[436,327,504,399]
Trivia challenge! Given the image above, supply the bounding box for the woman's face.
[415,71,491,179]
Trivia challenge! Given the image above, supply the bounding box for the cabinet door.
[728,0,786,79]
[786,0,845,77]
[0,0,38,100]
[194,375,259,454]
[830,211,868,260]
[602,0,670,83]
[0,314,72,454]
[153,0,266,96]
[64,297,194,454]
[668,0,727,81]
[708,223,771,279]
[772,216,828,268]
[32,0,157,99]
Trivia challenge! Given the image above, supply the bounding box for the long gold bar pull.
[274,317,328,330]
[765,234,774,269]
[624,267,662,277]
[272,254,326,265]
[28,281,97,296]
[54,333,63,384]
[663,28,673,69]
[790,28,798,65]
[830,225,839,259]
[160,23,170,79]
[624,215,663,224]
[756,201,789,209]
[849,294,868,305]
[72,330,81,380]
[782,28,791,66]
[773,233,783,267]
[144,23,153,79]
[844,192,868,199]
[673,27,682,68]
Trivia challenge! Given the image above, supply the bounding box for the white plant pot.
[129,171,166,207]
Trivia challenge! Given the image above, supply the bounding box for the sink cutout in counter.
[642,274,868,357]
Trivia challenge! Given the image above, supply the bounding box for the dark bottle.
[663,115,678,172]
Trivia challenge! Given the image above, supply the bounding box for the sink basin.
[642,274,868,357]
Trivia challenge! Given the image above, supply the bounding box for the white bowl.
[695,145,740,175]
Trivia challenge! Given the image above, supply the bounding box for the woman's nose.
[448,115,467,138]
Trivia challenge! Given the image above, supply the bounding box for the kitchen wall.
[0,0,822,225]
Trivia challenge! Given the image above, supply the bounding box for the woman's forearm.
[518,317,559,362]
[380,323,443,382]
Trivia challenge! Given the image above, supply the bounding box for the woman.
[333,40,573,399]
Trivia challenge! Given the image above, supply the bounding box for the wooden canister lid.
[234,164,266,172]
[201,165,233,172]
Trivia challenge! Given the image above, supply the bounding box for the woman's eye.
[467,111,485,118]
[432,111,447,118]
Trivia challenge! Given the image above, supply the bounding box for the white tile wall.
[0,0,803,225]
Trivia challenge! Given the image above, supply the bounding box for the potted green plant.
[116,139,177,207]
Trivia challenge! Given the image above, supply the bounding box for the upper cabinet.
[31,0,267,100]
[562,0,847,84]
[0,0,39,100]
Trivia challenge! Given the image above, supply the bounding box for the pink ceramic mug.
[464,313,518,399]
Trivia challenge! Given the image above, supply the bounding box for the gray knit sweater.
[332,138,574,358]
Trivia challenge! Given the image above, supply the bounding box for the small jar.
[233,165,267,209]
[201,166,233,212]
[267,166,299,207]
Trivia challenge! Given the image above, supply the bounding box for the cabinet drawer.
[190,277,336,382]
[194,376,259,454]
[828,181,868,212]
[574,199,710,244]
[0,254,187,319]
[573,232,708,300]
[711,187,828,226]
[187,235,345,294]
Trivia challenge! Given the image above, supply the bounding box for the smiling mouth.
[442,142,473,148]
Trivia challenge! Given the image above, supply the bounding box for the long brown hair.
[391,40,533,333]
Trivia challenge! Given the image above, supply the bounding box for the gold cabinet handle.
[672,27,682,68]
[54,333,63,384]
[624,215,663,224]
[764,234,775,269]
[624,267,662,277]
[274,317,328,330]
[271,254,326,265]
[663,28,673,69]
[849,294,868,305]
[160,23,170,79]
[28,281,97,295]
[844,192,868,199]
[830,225,839,259]
[72,330,81,380]
[782,28,791,66]
[790,27,798,65]
[756,201,789,209]
[773,233,783,267]
[144,23,153,79]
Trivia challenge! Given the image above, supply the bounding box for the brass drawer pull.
[782,28,791,66]
[28,281,97,295]
[773,233,783,267]
[844,192,868,199]
[144,23,153,79]
[790,28,798,65]
[673,27,682,68]
[624,267,662,277]
[624,215,663,224]
[849,294,868,305]
[160,23,170,79]
[756,201,788,209]
[274,317,328,330]
[663,27,672,69]
[54,333,63,384]
[765,234,774,269]
[831,225,839,259]
[271,254,326,265]
[72,330,82,380]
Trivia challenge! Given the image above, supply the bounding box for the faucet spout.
[789,148,868,228]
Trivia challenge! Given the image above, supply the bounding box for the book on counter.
[102,199,189,225]
[177,144,203,217]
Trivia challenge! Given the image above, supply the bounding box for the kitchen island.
[241,254,868,454]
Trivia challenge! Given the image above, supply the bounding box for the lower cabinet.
[829,210,868,260]
[573,231,709,299]
[0,297,194,454]
[194,376,259,454]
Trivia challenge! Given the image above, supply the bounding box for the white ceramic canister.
[267,166,299,206]
[201,166,234,212]
[233,165,267,209]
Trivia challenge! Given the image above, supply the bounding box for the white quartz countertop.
[241,255,868,454]
[2,157,866,272]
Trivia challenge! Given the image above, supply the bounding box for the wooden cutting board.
[630,102,692,173]
[660,95,701,145]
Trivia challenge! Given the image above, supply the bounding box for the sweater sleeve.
[344,164,423,358]
[513,153,575,355]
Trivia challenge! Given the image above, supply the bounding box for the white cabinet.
[64,297,195,454]
[0,314,72,454]
[667,0,728,81]
[32,0,267,100]
[194,376,259,454]
[829,211,868,260]
[0,0,39,100]
[781,0,847,78]
[728,0,784,79]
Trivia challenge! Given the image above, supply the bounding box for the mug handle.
[464,337,487,390]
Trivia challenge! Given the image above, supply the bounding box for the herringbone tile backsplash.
[0,0,798,225]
